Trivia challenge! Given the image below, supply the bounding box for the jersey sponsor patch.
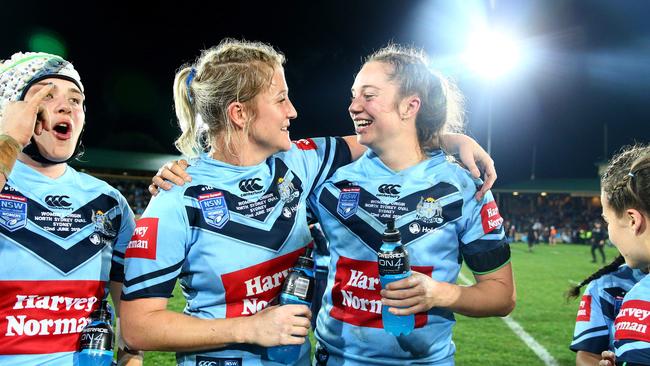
[416,196,444,224]
[337,187,360,219]
[0,193,27,232]
[576,295,592,322]
[126,217,158,259]
[480,201,503,234]
[196,356,242,366]
[615,299,650,343]
[0,280,104,355]
[293,138,317,150]
[329,256,432,328]
[221,247,305,318]
[199,192,230,229]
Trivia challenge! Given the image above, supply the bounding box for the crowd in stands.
[499,194,604,245]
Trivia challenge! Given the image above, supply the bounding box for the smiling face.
[23,78,85,163]
[247,66,297,158]
[348,61,412,154]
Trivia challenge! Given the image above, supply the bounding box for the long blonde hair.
[173,39,285,157]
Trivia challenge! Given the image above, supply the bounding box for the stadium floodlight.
[462,29,521,81]
[462,28,522,155]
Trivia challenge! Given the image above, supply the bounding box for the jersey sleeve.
[613,281,650,365]
[282,137,352,195]
[458,177,510,274]
[121,190,190,300]
[570,281,611,354]
[109,193,136,283]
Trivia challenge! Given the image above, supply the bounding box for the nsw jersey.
[614,274,650,365]
[308,150,509,366]
[0,160,135,366]
[570,265,645,354]
[122,137,350,366]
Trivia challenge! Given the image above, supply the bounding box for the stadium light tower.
[462,29,521,155]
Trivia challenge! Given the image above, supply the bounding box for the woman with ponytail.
[567,255,646,366]
[304,44,515,366]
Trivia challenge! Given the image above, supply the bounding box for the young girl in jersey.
[596,144,650,366]
[567,256,646,366]
[0,53,141,365]
[305,44,515,366]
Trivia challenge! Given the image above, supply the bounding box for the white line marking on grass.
[458,272,559,366]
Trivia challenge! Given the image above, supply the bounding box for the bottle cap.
[91,299,112,322]
[383,219,401,242]
[296,246,315,269]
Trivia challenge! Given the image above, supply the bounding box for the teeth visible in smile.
[281,127,289,131]
[355,120,373,128]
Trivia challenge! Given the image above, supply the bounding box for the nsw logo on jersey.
[126,218,158,259]
[199,192,229,229]
[337,187,360,219]
[576,295,592,322]
[0,193,27,232]
[329,256,432,328]
[615,299,650,342]
[480,201,503,234]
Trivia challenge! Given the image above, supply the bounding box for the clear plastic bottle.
[267,247,315,364]
[378,219,414,336]
[78,299,114,366]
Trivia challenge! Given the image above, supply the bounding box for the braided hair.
[565,255,626,300]
[601,144,650,218]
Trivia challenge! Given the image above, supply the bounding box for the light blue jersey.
[0,160,135,366]
[308,150,509,366]
[122,138,350,366]
[570,265,645,355]
[614,274,650,365]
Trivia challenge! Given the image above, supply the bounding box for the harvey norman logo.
[0,280,104,355]
[221,248,303,318]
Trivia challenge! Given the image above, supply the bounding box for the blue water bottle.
[268,247,315,364]
[78,299,114,366]
[378,219,414,336]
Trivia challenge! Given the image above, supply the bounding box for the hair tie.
[186,68,197,103]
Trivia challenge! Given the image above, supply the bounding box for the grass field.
[141,242,620,365]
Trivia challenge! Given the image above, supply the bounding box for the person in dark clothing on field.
[591,221,607,263]
[527,224,536,252]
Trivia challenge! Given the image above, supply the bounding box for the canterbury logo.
[377,184,401,195]
[238,178,264,193]
[44,195,72,208]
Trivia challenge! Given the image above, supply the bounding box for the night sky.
[2,0,649,184]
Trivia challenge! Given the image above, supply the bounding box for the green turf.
[140,242,620,365]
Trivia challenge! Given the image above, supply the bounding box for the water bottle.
[378,219,414,336]
[268,247,315,364]
[78,299,114,366]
